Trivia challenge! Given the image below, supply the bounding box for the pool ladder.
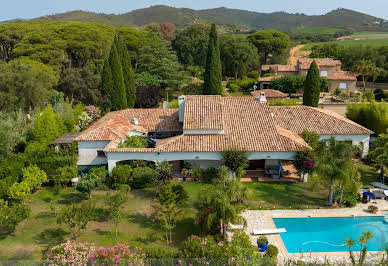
[299,248,312,257]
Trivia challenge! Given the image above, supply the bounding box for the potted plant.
[192,166,202,182]
[257,236,269,252]
[181,168,189,182]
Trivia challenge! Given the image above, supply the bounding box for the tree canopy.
[303,61,321,107]
[203,24,222,95]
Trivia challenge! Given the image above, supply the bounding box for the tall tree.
[115,35,136,108]
[203,24,222,95]
[303,61,320,107]
[108,43,127,110]
[248,30,291,64]
[100,59,114,108]
[352,60,375,90]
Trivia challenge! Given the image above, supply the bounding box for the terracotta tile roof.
[104,97,309,153]
[183,95,224,130]
[328,71,357,81]
[251,89,287,99]
[271,106,373,135]
[298,58,341,70]
[76,109,181,141]
[277,65,298,72]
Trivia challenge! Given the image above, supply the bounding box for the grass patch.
[302,38,388,51]
[229,92,252,97]
[357,162,379,187]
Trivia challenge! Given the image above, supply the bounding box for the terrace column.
[108,160,117,177]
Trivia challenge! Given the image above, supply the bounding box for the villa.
[260,58,357,92]
[75,93,372,177]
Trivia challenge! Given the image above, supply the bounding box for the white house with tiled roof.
[75,94,372,177]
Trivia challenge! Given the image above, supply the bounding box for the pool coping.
[267,211,388,258]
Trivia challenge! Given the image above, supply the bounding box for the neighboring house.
[260,58,357,92]
[76,94,372,177]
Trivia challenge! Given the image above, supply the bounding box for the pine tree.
[115,35,136,108]
[109,43,127,110]
[100,59,114,109]
[203,24,222,95]
[303,61,320,107]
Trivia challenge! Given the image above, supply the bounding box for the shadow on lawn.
[127,212,158,230]
[57,192,88,204]
[34,227,69,256]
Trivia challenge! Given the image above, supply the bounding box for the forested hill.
[36,5,387,31]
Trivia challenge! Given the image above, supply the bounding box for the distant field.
[302,38,388,50]
[291,27,344,34]
[352,31,388,36]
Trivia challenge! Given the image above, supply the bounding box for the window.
[97,150,106,158]
[339,83,347,89]
[320,71,328,77]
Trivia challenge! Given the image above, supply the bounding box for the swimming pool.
[273,216,388,253]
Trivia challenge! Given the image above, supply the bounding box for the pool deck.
[237,199,388,264]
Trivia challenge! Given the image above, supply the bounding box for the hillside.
[36,6,388,31]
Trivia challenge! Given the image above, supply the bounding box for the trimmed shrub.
[257,236,268,245]
[112,183,131,194]
[130,166,157,189]
[144,246,179,259]
[265,244,279,258]
[247,72,259,80]
[368,205,378,214]
[110,165,132,186]
[239,78,257,91]
[228,83,239,92]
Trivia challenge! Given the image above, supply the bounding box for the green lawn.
[0,164,377,260]
[302,38,388,50]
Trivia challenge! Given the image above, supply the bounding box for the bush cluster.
[108,165,157,189]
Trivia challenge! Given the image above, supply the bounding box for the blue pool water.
[273,216,388,253]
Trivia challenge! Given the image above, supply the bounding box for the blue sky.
[2,0,388,21]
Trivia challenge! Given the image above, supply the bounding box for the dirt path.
[288,44,311,65]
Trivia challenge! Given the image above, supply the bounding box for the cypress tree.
[203,24,222,95]
[115,35,136,108]
[101,58,114,109]
[109,43,127,110]
[303,61,320,107]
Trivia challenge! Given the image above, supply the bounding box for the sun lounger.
[228,222,244,230]
[253,228,286,235]
[384,190,388,199]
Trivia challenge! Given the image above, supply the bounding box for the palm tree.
[315,138,354,206]
[370,66,387,89]
[352,60,375,90]
[345,238,356,265]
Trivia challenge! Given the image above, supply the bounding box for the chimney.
[178,96,186,123]
[131,118,139,125]
[259,92,267,103]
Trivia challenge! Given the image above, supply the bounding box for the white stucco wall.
[78,141,110,166]
[319,134,370,158]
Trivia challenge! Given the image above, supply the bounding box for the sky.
[1,0,388,21]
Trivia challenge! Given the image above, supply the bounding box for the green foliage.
[105,191,127,237]
[268,98,299,106]
[368,205,378,214]
[75,172,104,197]
[118,136,149,148]
[346,101,388,135]
[56,165,77,186]
[115,35,136,108]
[247,72,259,79]
[203,24,222,95]
[144,246,178,259]
[89,166,108,181]
[248,30,291,64]
[271,75,328,96]
[100,59,114,108]
[137,39,189,90]
[303,61,321,107]
[174,24,210,66]
[221,149,249,174]
[352,60,375,89]
[368,133,388,170]
[181,82,204,95]
[109,43,127,110]
[0,200,30,235]
[130,166,157,189]
[0,110,31,162]
[57,200,96,240]
[300,130,320,150]
[265,244,279,258]
[153,182,188,244]
[134,72,161,87]
[204,167,218,183]
[257,236,268,245]
[0,59,57,111]
[110,165,132,186]
[345,230,374,266]
[219,34,259,79]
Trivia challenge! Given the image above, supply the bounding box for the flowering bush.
[294,150,316,174]
[46,241,95,265]
[76,105,101,131]
[90,244,145,265]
